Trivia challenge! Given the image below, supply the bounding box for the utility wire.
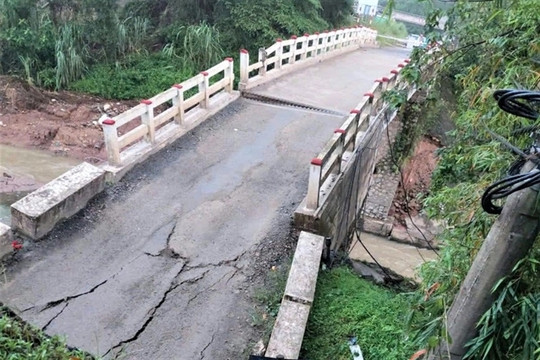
[482,89,540,214]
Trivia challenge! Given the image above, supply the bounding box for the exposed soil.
[0,76,135,162]
[390,135,441,225]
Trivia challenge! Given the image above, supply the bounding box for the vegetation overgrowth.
[0,306,92,359]
[0,0,357,99]
[399,0,540,358]
[302,266,422,360]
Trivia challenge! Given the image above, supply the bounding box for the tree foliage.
[404,0,540,358]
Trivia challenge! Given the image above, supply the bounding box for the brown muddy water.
[0,144,80,224]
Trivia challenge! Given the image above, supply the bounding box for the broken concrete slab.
[390,215,442,248]
[284,231,324,304]
[349,231,437,281]
[265,299,311,360]
[11,162,106,240]
[361,216,394,237]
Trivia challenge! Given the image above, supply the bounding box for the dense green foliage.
[402,0,540,358]
[0,0,355,98]
[0,307,91,359]
[302,266,422,360]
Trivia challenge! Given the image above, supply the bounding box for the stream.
[0,144,80,225]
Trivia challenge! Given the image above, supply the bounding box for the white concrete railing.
[239,26,378,90]
[305,60,415,211]
[101,58,235,166]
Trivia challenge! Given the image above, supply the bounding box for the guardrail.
[239,26,378,90]
[100,58,235,166]
[305,60,414,211]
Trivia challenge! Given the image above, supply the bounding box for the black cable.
[493,90,540,120]
[481,170,540,214]
[336,112,396,281]
[481,89,540,214]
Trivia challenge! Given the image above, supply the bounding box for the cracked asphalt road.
[0,47,409,359]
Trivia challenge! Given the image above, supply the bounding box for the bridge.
[1,29,413,359]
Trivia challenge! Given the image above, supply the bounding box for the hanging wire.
[481,89,540,214]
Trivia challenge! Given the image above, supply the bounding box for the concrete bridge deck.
[0,46,410,359]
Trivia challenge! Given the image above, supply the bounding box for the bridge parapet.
[100,59,237,171]
[239,26,378,90]
[295,61,417,250]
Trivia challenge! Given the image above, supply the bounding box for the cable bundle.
[482,89,540,214]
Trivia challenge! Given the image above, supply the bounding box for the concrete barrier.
[0,223,13,258]
[11,162,106,240]
[265,231,324,359]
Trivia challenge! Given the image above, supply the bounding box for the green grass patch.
[0,306,92,359]
[302,266,421,360]
[70,53,196,100]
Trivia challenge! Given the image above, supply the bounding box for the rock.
[103,103,112,111]
[252,339,266,356]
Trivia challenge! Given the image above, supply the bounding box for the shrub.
[70,53,196,99]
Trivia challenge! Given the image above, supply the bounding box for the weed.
[0,306,93,359]
[252,260,292,343]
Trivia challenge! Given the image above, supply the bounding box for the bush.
[70,53,196,99]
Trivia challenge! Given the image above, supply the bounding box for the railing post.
[141,99,156,144]
[301,33,309,60]
[290,35,298,64]
[258,47,267,76]
[101,119,121,166]
[172,84,185,125]
[350,109,361,149]
[225,57,234,93]
[239,49,249,91]
[337,29,343,49]
[306,158,322,210]
[381,77,390,92]
[334,129,346,173]
[199,71,210,108]
[363,93,375,122]
[390,70,400,90]
[313,32,320,57]
[276,38,283,70]
[373,81,384,114]
[322,30,329,55]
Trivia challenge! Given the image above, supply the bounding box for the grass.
[302,266,422,360]
[0,306,92,359]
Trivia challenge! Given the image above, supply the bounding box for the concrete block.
[0,222,13,259]
[361,216,393,237]
[265,299,311,359]
[284,231,325,304]
[11,162,106,240]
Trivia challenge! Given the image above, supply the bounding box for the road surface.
[0,46,410,359]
